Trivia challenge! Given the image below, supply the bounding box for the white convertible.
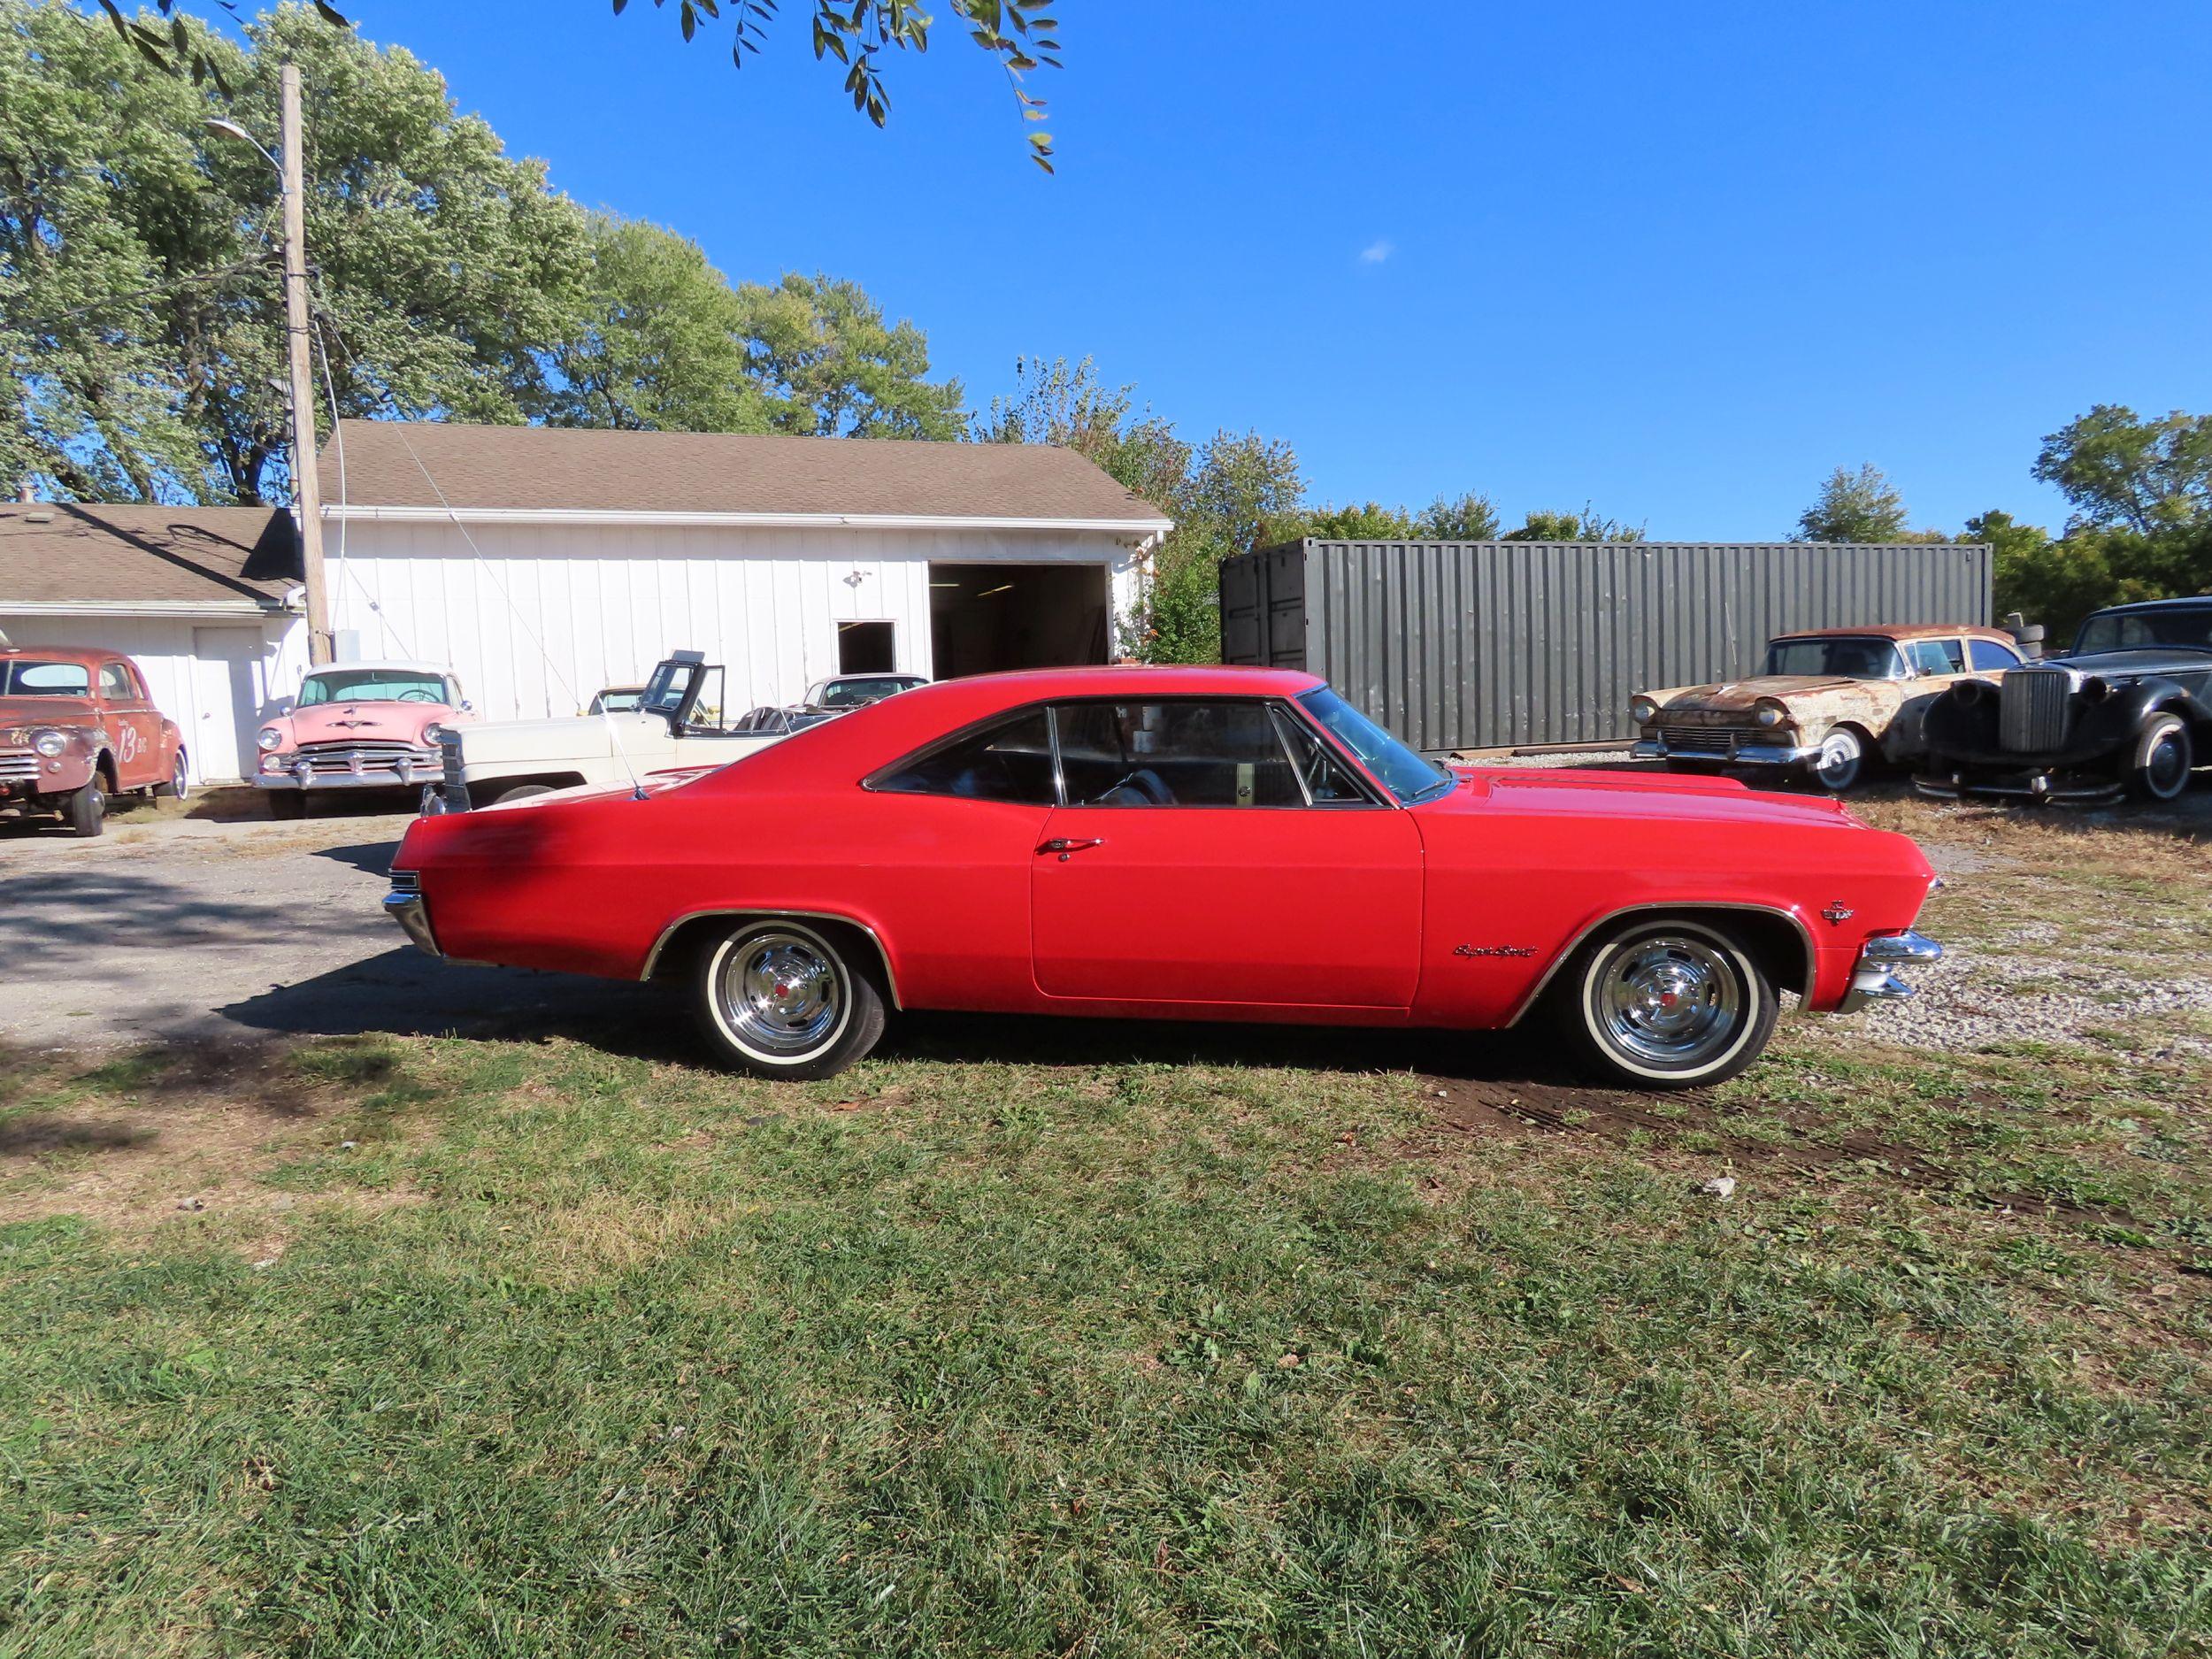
[427,651,787,811]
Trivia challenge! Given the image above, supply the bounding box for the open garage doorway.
[929,563,1112,679]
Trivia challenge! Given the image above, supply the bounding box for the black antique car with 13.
[1916,596,2212,803]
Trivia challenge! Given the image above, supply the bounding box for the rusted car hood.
[0,695,100,730]
[1655,677,1911,726]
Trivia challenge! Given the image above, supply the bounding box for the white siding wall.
[0,611,303,784]
[323,519,1145,721]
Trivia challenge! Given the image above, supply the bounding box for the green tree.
[536,214,764,433]
[1303,500,1417,540]
[972,355,1188,511]
[1504,505,1646,542]
[734,271,965,440]
[2032,404,2212,534]
[1414,489,1500,541]
[99,0,1064,169]
[1794,465,1910,542]
[2,0,589,503]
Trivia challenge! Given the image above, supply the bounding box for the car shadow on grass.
[219,949,1585,1086]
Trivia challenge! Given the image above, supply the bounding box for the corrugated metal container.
[1220,539,1993,752]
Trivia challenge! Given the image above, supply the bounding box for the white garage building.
[0,503,305,785]
[318,421,1174,722]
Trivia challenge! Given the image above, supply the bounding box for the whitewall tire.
[1810,727,1865,794]
[1555,918,1778,1089]
[2128,713,2193,803]
[694,918,887,1080]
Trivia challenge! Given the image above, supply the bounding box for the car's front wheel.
[2127,712,2193,803]
[694,918,887,1080]
[63,776,106,838]
[1809,726,1866,793]
[1555,918,1778,1088]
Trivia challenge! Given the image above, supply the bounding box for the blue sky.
[322,0,2204,538]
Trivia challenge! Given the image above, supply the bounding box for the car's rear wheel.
[1809,726,1866,793]
[1555,917,1778,1088]
[158,751,190,802]
[2127,712,2193,803]
[694,918,886,1080]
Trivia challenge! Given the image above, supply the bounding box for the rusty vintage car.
[0,645,188,836]
[1630,625,2026,792]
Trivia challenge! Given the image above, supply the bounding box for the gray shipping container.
[1220,539,1993,754]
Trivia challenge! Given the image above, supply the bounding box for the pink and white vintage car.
[254,661,472,818]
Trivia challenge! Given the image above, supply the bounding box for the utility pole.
[278,65,331,665]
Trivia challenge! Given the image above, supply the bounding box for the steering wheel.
[1103,768,1171,805]
[398,688,440,703]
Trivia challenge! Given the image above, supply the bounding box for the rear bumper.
[382,881,441,956]
[1836,930,1942,1015]
[1630,737,1821,767]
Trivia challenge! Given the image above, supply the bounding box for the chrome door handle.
[1038,837,1104,859]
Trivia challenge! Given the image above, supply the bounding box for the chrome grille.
[440,732,465,791]
[289,741,438,778]
[1999,667,2073,753]
[0,752,39,782]
[1655,721,1740,757]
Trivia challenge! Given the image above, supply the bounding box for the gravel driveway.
[0,807,658,1050]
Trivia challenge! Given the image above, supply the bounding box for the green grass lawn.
[3,798,2209,1656]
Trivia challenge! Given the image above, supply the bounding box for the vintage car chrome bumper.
[382,872,442,956]
[1913,768,2124,804]
[1631,736,1821,767]
[257,747,442,790]
[1837,930,1942,1014]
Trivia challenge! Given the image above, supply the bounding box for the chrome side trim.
[639,908,902,1008]
[1502,902,1819,1026]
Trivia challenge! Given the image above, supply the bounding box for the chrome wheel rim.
[172,757,188,800]
[718,930,843,1057]
[2145,730,2189,796]
[1593,935,1742,1068]
[1816,731,1861,789]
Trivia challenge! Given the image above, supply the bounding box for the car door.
[1030,696,1424,1010]
[97,660,162,787]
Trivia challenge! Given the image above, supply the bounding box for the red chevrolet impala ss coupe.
[384,666,1943,1088]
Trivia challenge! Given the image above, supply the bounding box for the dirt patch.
[1407,1073,2133,1223]
[0,1039,413,1237]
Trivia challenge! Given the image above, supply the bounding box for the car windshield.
[298,669,448,705]
[1295,686,1453,803]
[814,677,922,710]
[2074,607,2212,656]
[594,689,642,713]
[0,659,92,695]
[1761,638,1908,679]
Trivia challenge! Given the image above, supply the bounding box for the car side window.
[1052,700,1302,808]
[1271,707,1372,803]
[1908,639,1963,675]
[872,708,1056,804]
[1968,638,2019,672]
[98,662,133,700]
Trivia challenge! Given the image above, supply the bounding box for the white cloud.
[1358,239,1394,265]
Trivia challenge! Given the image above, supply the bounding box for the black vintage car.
[1916,596,2212,803]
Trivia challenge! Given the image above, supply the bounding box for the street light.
[202,73,333,665]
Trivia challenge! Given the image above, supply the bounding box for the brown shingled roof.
[0,504,298,607]
[319,420,1173,525]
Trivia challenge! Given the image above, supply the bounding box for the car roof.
[695,663,1328,793]
[305,660,455,675]
[2087,595,2212,616]
[1771,624,2013,643]
[0,645,136,666]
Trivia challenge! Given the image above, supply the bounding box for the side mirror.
[460,700,474,713]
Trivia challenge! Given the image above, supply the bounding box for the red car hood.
[1445,765,1864,829]
[0,696,100,729]
[275,702,446,746]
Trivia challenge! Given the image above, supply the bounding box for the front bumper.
[1913,766,2122,804]
[382,873,442,956]
[257,748,442,791]
[1631,736,1820,767]
[1836,931,1942,1015]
